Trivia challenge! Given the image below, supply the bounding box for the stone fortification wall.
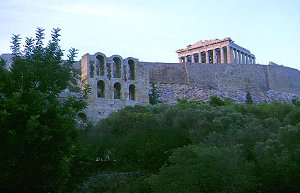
[145,62,300,103]
[142,62,186,84]
[267,65,300,95]
[156,83,300,104]
[186,63,268,93]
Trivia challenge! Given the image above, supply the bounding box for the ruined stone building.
[176,37,256,65]
[2,37,299,123]
[80,52,149,122]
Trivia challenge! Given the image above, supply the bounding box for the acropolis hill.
[2,37,300,122]
[77,37,300,122]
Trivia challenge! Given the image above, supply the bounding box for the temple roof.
[176,37,232,53]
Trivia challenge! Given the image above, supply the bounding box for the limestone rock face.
[154,83,300,104]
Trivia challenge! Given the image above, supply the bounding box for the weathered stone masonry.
[146,62,300,104]
[80,52,149,122]
[82,56,300,122]
[78,38,300,122]
[1,38,299,123]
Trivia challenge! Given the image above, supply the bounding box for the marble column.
[237,50,241,64]
[206,51,209,64]
[253,57,256,64]
[213,49,216,64]
[220,47,224,63]
[241,52,245,64]
[199,52,202,63]
[245,55,249,64]
[226,46,231,63]
[233,49,237,64]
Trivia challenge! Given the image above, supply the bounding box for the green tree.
[0,28,86,192]
[77,100,300,192]
[148,145,256,193]
[246,91,254,104]
[90,105,190,172]
[254,125,300,193]
[149,82,160,105]
[209,95,224,106]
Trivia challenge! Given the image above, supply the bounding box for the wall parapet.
[145,62,300,96]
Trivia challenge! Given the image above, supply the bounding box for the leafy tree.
[246,91,254,104]
[209,95,224,106]
[89,105,190,172]
[149,82,160,105]
[83,83,92,99]
[147,145,256,193]
[78,100,300,192]
[254,125,300,193]
[115,126,190,172]
[292,98,300,107]
[0,28,86,192]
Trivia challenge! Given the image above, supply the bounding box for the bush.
[209,95,224,106]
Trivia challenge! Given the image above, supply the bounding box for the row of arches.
[92,55,136,80]
[97,80,136,100]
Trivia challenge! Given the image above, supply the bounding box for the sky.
[0,0,300,70]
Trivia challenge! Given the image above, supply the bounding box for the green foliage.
[10,34,21,56]
[254,125,300,193]
[209,95,224,106]
[0,57,7,68]
[75,172,152,193]
[0,28,86,192]
[75,100,300,192]
[246,91,254,104]
[148,145,256,193]
[149,82,160,105]
[292,98,300,107]
[83,83,92,99]
[90,105,190,173]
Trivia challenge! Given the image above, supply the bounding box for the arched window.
[129,84,135,100]
[128,59,135,80]
[113,82,121,99]
[113,57,121,78]
[96,55,105,76]
[97,80,105,98]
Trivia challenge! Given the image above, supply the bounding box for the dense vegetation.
[79,99,300,193]
[0,28,86,192]
[1,28,299,192]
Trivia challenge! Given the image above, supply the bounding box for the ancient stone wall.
[155,83,300,104]
[2,52,299,124]
[186,63,269,93]
[145,62,300,103]
[82,53,149,122]
[142,62,186,84]
[267,65,300,95]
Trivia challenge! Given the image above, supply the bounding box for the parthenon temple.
[176,37,256,64]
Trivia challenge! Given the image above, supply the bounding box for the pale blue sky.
[0,0,299,69]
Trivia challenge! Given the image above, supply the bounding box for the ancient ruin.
[176,37,256,64]
[80,52,149,122]
[1,37,300,122]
